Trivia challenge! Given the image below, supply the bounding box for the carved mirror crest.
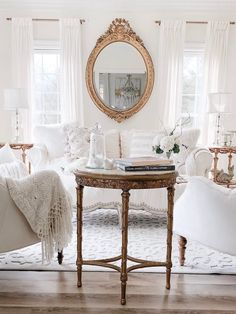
[86,18,155,123]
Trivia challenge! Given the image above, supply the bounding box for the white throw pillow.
[129,131,158,158]
[63,123,90,161]
[0,160,28,179]
[33,125,65,160]
[104,129,120,159]
[0,144,16,164]
[120,130,134,158]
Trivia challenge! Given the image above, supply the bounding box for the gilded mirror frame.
[86,18,155,123]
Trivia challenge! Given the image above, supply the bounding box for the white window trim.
[184,42,205,51]
[34,40,60,50]
[33,42,61,125]
[182,43,205,128]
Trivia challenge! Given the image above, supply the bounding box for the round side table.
[74,166,177,305]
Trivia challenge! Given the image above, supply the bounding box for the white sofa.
[29,124,213,213]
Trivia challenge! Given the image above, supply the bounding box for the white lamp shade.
[3,88,28,110]
[208,92,232,113]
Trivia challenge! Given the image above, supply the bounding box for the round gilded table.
[74,166,177,305]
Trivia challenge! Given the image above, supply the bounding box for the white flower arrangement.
[152,116,190,158]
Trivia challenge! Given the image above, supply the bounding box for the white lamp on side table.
[208,92,232,146]
[3,88,28,143]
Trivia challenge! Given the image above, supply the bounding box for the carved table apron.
[74,166,177,305]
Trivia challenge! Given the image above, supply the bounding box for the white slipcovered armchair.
[0,176,39,253]
[0,177,64,263]
[174,176,236,266]
[0,152,66,264]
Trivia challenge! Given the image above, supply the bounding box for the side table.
[74,166,177,305]
[0,143,34,173]
[209,146,236,187]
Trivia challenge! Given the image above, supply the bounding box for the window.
[33,49,61,125]
[181,48,204,128]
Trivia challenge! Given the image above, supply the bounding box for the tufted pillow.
[0,144,16,164]
[129,130,159,158]
[63,123,90,161]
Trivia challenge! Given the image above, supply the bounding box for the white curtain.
[60,18,84,124]
[205,21,230,94]
[201,21,230,144]
[157,20,185,129]
[11,18,33,141]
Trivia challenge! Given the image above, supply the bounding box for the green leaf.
[153,145,163,154]
[173,143,180,153]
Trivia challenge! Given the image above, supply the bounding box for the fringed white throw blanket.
[6,170,72,263]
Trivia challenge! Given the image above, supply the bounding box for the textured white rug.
[1,209,236,274]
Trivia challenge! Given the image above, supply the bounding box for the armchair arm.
[184,147,213,177]
[27,144,49,171]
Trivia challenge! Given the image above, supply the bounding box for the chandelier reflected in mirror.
[115,74,141,109]
[98,72,146,111]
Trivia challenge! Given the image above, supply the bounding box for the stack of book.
[115,157,175,172]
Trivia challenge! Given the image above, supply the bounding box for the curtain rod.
[155,20,235,25]
[6,17,85,24]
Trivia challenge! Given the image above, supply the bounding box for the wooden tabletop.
[74,165,177,179]
[0,143,33,149]
[74,166,177,190]
[209,146,236,154]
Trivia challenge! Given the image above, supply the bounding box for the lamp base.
[213,113,222,146]
[11,110,23,144]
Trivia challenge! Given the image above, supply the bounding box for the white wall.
[0,9,236,140]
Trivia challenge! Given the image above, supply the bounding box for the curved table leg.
[77,185,84,288]
[166,186,175,289]
[120,189,130,305]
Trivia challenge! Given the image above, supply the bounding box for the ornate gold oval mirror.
[86,18,155,123]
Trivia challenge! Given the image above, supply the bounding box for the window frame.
[181,43,205,128]
[33,40,61,126]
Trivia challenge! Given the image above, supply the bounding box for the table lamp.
[208,92,232,146]
[3,88,28,143]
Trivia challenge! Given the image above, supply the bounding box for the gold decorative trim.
[86,18,155,123]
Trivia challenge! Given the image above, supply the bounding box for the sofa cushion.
[0,144,16,164]
[129,131,158,158]
[120,129,160,158]
[104,129,120,159]
[120,130,133,158]
[63,123,90,161]
[33,125,65,160]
